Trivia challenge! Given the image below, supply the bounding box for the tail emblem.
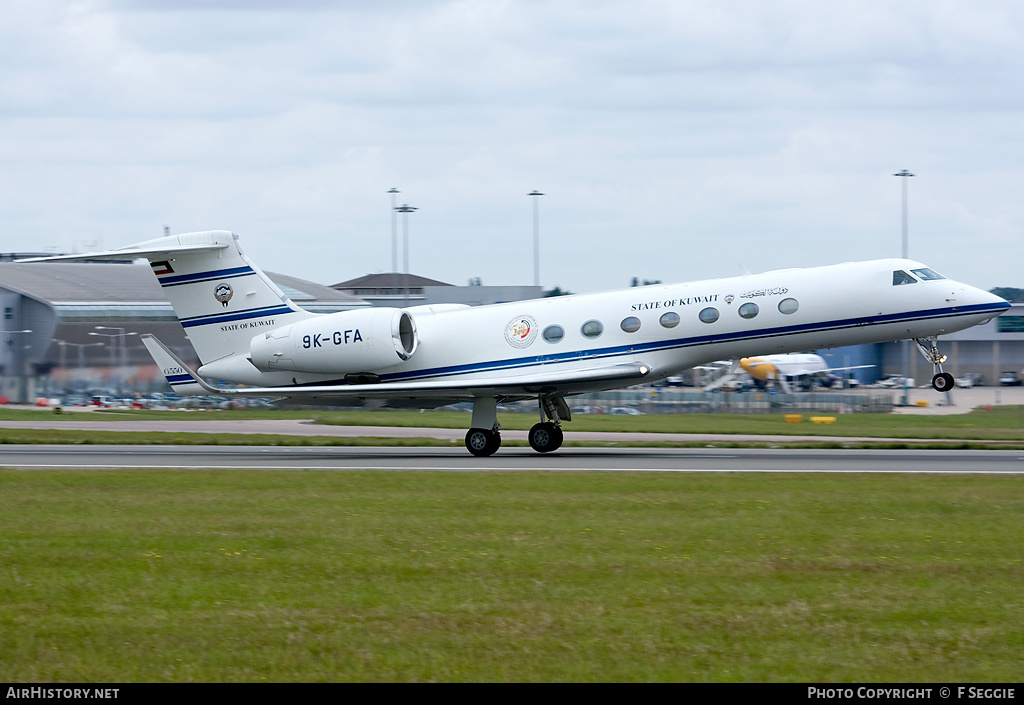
[214,283,234,307]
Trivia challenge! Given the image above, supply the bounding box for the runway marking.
[4,464,1024,474]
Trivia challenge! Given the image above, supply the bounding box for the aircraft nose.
[959,282,1010,317]
[970,285,1009,308]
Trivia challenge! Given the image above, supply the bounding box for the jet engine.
[249,308,417,374]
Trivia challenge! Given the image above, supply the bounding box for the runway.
[2,387,1023,472]
[3,444,1024,473]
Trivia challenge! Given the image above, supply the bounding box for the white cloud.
[1,0,1023,291]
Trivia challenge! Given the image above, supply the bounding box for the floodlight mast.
[893,169,915,405]
[529,190,544,288]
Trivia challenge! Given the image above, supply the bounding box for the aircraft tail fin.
[25,231,315,365]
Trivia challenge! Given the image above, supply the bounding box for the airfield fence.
[533,389,896,415]
[302,389,898,415]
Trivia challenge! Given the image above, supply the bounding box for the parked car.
[1000,371,1021,386]
[955,373,983,388]
[875,375,914,388]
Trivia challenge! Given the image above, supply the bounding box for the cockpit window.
[911,267,945,281]
[893,270,917,286]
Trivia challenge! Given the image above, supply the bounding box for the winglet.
[140,334,220,396]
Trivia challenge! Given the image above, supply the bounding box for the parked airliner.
[24,231,1008,456]
[738,353,874,392]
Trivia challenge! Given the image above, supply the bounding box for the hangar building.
[0,260,368,402]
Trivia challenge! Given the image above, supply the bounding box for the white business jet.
[24,231,1008,456]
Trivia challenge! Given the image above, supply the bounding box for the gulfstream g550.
[23,231,1008,456]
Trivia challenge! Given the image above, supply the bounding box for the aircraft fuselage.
[206,257,1004,396]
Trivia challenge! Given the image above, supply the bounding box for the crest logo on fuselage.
[505,315,537,348]
[214,283,233,308]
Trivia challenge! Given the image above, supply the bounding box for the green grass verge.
[1,405,1022,448]
[308,405,1024,440]
[1,470,1021,682]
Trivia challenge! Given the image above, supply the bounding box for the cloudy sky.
[3,0,1023,294]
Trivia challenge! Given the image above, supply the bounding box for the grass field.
[1,469,1023,682]
[1,407,1022,682]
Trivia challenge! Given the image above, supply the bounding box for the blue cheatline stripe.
[179,305,298,329]
[165,374,196,386]
[157,266,254,287]
[326,301,1003,387]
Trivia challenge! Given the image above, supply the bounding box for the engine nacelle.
[249,308,417,374]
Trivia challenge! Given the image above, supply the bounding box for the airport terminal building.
[331,272,543,308]
[0,257,1021,403]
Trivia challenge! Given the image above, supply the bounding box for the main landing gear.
[464,394,570,456]
[465,427,502,457]
[914,336,955,393]
[528,422,563,454]
[529,395,569,454]
[465,396,502,457]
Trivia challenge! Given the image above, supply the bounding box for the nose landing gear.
[914,336,955,392]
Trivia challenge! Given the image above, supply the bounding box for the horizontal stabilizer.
[141,334,220,396]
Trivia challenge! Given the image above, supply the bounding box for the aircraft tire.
[932,372,955,393]
[529,422,563,453]
[465,428,501,457]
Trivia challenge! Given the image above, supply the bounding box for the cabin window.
[542,325,564,343]
[659,312,679,328]
[738,302,759,319]
[698,307,720,324]
[778,298,799,315]
[893,270,917,285]
[621,316,641,333]
[581,320,604,338]
[911,267,945,281]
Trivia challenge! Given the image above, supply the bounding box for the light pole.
[395,204,417,306]
[388,187,400,298]
[54,340,103,397]
[894,169,914,259]
[0,330,32,402]
[89,326,138,397]
[894,169,915,405]
[529,190,544,288]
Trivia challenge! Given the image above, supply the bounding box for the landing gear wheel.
[529,422,564,453]
[465,428,501,457]
[932,372,955,393]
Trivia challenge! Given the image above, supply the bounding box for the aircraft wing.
[15,242,229,263]
[142,334,652,401]
[819,364,876,375]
